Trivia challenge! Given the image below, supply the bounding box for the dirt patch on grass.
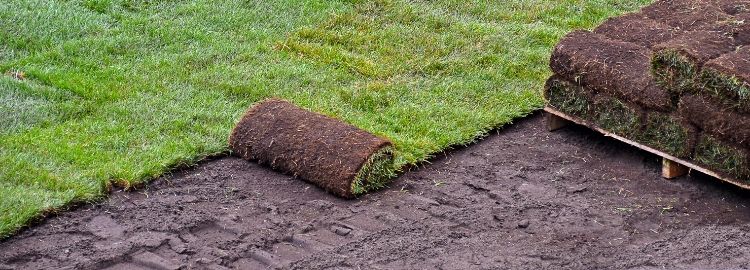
[717,0,750,14]
[2,114,750,269]
[709,12,750,44]
[229,99,395,198]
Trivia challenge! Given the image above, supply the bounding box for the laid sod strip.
[0,0,651,237]
[593,12,679,49]
[229,99,395,198]
[637,111,695,158]
[550,30,673,111]
[701,46,750,113]
[695,135,750,183]
[651,30,737,93]
[0,77,89,135]
[679,94,750,148]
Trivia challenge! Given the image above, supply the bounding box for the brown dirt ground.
[2,113,750,270]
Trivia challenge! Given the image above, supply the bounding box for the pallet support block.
[547,112,569,131]
[662,158,689,179]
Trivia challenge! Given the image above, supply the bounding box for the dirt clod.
[332,225,352,236]
[4,70,25,80]
[517,219,530,229]
[566,186,588,193]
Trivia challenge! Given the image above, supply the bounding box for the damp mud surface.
[2,114,750,270]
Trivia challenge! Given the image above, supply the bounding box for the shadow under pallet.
[545,106,749,190]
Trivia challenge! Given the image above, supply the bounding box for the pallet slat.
[544,106,749,190]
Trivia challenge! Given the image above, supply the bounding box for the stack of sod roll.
[546,0,750,184]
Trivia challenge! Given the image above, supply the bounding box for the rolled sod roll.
[593,12,680,49]
[701,46,750,113]
[591,94,644,139]
[651,30,737,93]
[679,94,750,148]
[229,99,395,198]
[636,111,697,158]
[544,76,595,119]
[641,0,731,31]
[694,135,750,182]
[544,76,644,138]
[550,30,673,111]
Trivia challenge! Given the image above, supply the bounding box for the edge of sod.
[695,136,750,182]
[351,145,396,196]
[700,68,750,112]
[652,49,698,94]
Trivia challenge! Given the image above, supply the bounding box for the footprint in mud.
[86,215,125,239]
[190,221,243,246]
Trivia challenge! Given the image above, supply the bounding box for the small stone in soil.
[332,225,352,236]
[518,219,530,228]
[196,258,212,264]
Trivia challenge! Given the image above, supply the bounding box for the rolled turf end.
[593,95,642,138]
[651,50,698,94]
[695,136,750,182]
[544,76,643,138]
[701,68,750,113]
[638,112,694,158]
[229,98,396,198]
[351,145,396,196]
[543,76,592,119]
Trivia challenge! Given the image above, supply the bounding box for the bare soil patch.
[2,114,750,270]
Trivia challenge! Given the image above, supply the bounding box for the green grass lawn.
[0,0,649,237]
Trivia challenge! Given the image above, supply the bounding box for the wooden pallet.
[544,106,749,189]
